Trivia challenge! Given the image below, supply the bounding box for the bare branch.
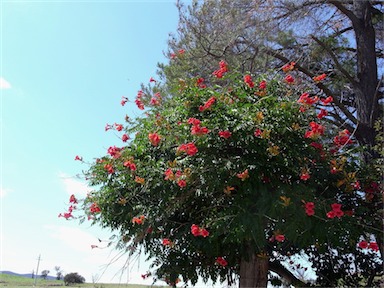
[328,0,359,24]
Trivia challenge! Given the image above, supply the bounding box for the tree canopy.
[61,1,383,287]
[64,61,382,286]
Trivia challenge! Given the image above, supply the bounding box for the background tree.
[40,270,49,280]
[54,266,63,280]
[68,62,382,287]
[160,0,383,149]
[63,272,85,286]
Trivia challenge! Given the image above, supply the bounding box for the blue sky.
[0,0,185,284]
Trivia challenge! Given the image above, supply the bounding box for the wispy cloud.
[0,187,12,198]
[45,225,100,253]
[0,77,11,89]
[59,172,91,196]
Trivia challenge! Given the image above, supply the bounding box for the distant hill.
[0,270,57,280]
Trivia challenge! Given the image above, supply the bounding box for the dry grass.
[0,273,170,288]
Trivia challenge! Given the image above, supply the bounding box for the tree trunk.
[352,1,379,148]
[239,253,269,288]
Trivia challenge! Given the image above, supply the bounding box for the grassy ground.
[0,273,170,288]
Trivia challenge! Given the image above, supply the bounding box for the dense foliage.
[63,60,382,286]
[63,272,85,286]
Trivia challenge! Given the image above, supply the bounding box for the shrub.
[64,272,85,286]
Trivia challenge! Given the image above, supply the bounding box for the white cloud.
[45,225,100,253]
[0,187,12,198]
[0,77,11,89]
[59,172,91,196]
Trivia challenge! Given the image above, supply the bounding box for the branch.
[263,48,358,125]
[269,261,307,286]
[331,26,353,38]
[328,0,359,25]
[310,35,356,85]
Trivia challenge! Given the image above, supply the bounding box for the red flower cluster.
[304,122,325,139]
[237,169,249,181]
[285,74,295,84]
[191,224,209,237]
[104,163,114,174]
[317,108,328,119]
[298,92,318,107]
[164,168,175,181]
[199,96,216,112]
[113,123,123,131]
[196,77,206,88]
[74,155,83,161]
[326,203,344,219]
[216,257,228,267]
[132,215,145,225]
[321,96,333,105]
[121,96,128,106]
[259,80,267,90]
[218,130,232,139]
[212,60,228,78]
[150,92,161,106]
[123,160,137,171]
[69,194,78,204]
[107,146,122,159]
[282,61,295,73]
[177,142,198,156]
[304,202,315,216]
[141,272,151,280]
[148,132,161,146]
[188,118,209,136]
[135,90,145,110]
[164,168,188,188]
[122,134,130,142]
[58,194,78,219]
[254,129,262,137]
[270,234,285,242]
[105,123,112,131]
[90,202,101,214]
[58,212,73,219]
[300,171,310,181]
[310,142,323,150]
[333,129,353,148]
[170,49,185,59]
[313,73,327,82]
[358,240,379,252]
[162,238,172,246]
[244,74,254,88]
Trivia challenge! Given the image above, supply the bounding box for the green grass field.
[0,273,170,288]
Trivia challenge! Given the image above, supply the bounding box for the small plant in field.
[64,272,85,286]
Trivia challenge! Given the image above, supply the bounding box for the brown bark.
[239,254,269,288]
[331,0,380,149]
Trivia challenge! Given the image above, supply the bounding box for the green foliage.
[64,272,85,286]
[78,63,381,286]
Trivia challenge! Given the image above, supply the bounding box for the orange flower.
[313,73,326,82]
[148,132,161,146]
[224,186,235,195]
[282,61,295,73]
[132,215,145,225]
[237,169,249,181]
[135,176,145,185]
